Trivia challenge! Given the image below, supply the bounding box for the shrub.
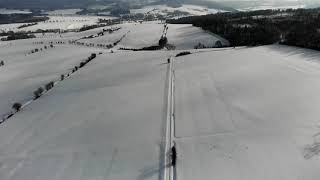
[37,87,44,94]
[45,81,54,91]
[159,36,168,47]
[176,51,191,57]
[60,74,64,81]
[12,102,22,111]
[34,87,44,99]
[0,61,4,66]
[79,62,86,68]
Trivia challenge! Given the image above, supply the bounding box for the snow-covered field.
[131,4,227,16]
[0,51,169,180]
[174,46,320,180]
[0,15,111,32]
[45,9,82,16]
[0,42,100,116]
[1,20,320,180]
[116,22,164,49]
[167,24,229,49]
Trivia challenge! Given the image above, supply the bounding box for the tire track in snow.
[164,56,176,180]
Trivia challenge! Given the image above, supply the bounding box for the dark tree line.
[167,8,320,50]
[1,32,36,41]
[0,14,48,24]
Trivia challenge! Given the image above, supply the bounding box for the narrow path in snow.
[164,56,176,180]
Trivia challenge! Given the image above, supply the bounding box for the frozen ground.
[1,20,320,180]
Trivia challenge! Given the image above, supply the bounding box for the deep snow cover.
[0,20,320,180]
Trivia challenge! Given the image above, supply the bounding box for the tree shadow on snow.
[137,162,171,180]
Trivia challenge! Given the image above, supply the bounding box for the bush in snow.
[60,74,65,81]
[79,62,86,68]
[159,36,168,47]
[45,81,54,91]
[0,61,4,66]
[34,87,44,99]
[215,40,223,48]
[194,42,206,49]
[176,51,191,57]
[12,102,22,111]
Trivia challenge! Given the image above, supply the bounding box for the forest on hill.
[168,8,320,50]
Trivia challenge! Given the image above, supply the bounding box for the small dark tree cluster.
[45,81,54,91]
[159,36,168,47]
[18,23,37,29]
[176,51,191,57]
[12,103,22,112]
[0,61,4,66]
[78,24,108,32]
[60,74,65,81]
[79,53,97,68]
[2,32,36,41]
[33,87,44,99]
[28,44,54,55]
[71,66,79,73]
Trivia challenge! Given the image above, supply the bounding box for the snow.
[0,51,170,180]
[174,45,320,180]
[116,22,164,49]
[238,4,305,11]
[0,42,99,117]
[1,20,320,180]
[45,9,83,16]
[0,16,113,32]
[131,4,227,16]
[167,24,229,49]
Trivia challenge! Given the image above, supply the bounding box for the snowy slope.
[115,22,164,49]
[1,20,320,180]
[0,42,99,116]
[174,45,320,180]
[131,4,227,16]
[0,16,112,32]
[0,51,171,180]
[167,24,229,50]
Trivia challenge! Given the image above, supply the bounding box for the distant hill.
[0,0,236,12]
[0,0,98,9]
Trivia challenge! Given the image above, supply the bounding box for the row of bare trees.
[4,53,98,123]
